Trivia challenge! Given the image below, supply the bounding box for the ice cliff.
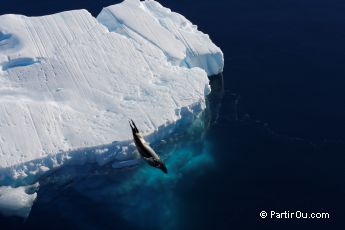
[0,0,223,217]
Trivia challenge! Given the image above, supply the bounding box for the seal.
[129,119,168,174]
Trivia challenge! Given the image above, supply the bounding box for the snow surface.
[0,0,223,201]
[97,0,224,75]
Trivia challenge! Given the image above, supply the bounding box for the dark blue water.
[1,0,345,229]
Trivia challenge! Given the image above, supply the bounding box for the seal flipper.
[131,119,139,133]
[144,157,158,167]
[144,157,154,162]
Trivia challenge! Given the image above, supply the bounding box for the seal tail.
[129,119,139,134]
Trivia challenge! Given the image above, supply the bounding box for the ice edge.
[0,0,223,192]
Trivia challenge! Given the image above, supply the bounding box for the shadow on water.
[0,75,226,230]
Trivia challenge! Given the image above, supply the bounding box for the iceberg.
[0,0,223,217]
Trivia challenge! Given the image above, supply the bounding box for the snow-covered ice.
[97,0,224,75]
[0,183,39,218]
[0,0,223,217]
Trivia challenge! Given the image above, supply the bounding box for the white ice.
[0,183,39,218]
[0,0,223,217]
[97,0,224,75]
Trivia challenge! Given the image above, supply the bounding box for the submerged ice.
[0,0,223,218]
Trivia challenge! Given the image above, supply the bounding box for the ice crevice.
[0,0,223,218]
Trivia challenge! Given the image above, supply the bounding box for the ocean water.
[1,0,345,229]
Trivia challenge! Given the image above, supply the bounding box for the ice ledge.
[0,99,206,187]
[0,0,223,190]
[0,0,223,218]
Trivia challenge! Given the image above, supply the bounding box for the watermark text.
[260,210,330,220]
